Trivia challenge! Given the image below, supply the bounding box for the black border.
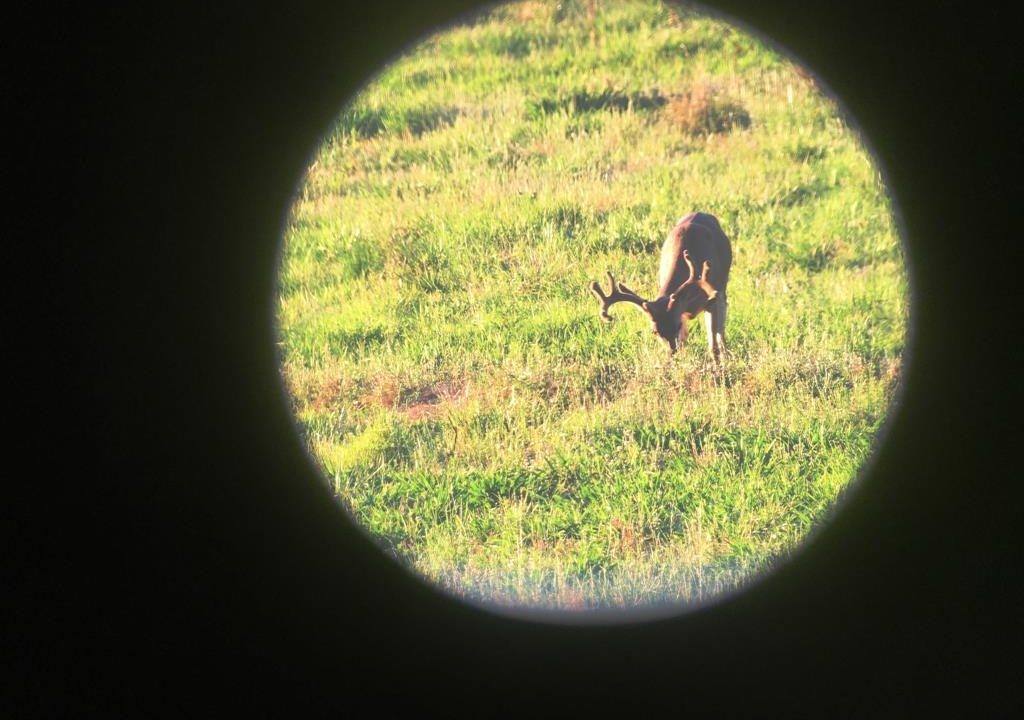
[12,0,1020,714]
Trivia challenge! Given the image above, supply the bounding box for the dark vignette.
[13,0,1018,715]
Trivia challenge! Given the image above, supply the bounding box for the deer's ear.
[641,301,650,312]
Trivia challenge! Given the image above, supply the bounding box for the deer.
[590,211,733,363]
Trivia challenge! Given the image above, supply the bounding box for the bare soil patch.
[358,377,468,420]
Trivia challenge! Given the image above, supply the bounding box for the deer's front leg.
[702,292,727,366]
[702,300,721,363]
[713,290,727,358]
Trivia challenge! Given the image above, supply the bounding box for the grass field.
[276,0,909,612]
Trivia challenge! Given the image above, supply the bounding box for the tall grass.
[277,0,909,612]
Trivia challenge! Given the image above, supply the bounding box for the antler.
[681,249,696,285]
[590,272,649,322]
[668,251,717,307]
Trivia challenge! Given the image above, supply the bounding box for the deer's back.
[657,212,732,297]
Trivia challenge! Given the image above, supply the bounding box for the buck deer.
[590,212,733,362]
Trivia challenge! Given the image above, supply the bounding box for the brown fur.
[591,212,733,360]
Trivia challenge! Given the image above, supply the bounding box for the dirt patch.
[309,376,347,412]
[403,379,467,420]
[356,377,400,411]
[665,83,750,136]
[358,377,467,420]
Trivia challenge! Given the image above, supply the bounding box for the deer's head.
[590,251,717,355]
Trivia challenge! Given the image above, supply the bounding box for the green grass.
[276,0,909,612]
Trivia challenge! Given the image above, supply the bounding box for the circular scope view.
[276,0,909,615]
